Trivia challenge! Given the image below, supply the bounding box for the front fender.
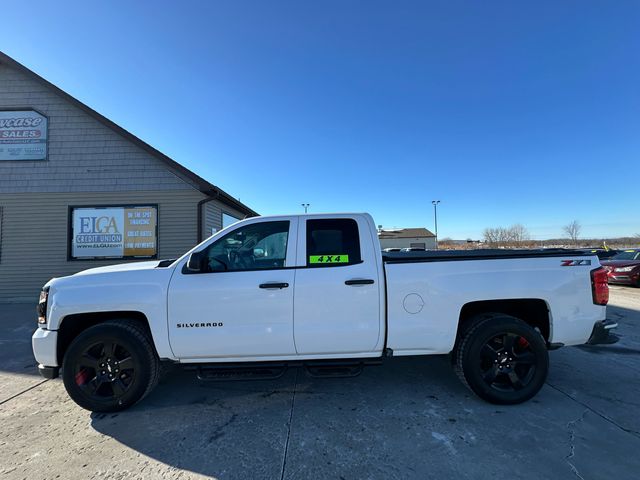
[46,269,175,359]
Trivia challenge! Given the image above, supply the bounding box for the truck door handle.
[259,282,289,289]
[345,279,375,286]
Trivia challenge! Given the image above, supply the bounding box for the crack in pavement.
[565,409,588,480]
[279,368,298,480]
[547,381,640,439]
[207,412,238,443]
[0,379,49,406]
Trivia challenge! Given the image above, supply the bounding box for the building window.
[69,205,158,260]
[222,212,241,229]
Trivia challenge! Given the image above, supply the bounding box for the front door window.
[203,221,289,272]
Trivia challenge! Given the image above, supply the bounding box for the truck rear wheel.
[62,320,159,412]
[455,314,548,404]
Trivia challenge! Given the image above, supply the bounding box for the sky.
[2,1,639,240]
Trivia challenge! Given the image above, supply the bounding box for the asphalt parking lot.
[1,286,639,480]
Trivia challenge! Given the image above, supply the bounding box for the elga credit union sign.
[71,206,158,259]
[0,110,48,161]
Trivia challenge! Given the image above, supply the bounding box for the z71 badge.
[561,259,591,266]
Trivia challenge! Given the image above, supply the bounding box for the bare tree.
[509,224,530,246]
[498,227,509,245]
[484,224,530,247]
[563,220,581,245]
[483,228,500,246]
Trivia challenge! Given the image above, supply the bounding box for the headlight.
[614,266,636,272]
[37,287,49,325]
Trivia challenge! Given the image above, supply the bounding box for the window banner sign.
[0,110,48,161]
[70,206,158,259]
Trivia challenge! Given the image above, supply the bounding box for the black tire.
[62,320,159,412]
[455,314,548,405]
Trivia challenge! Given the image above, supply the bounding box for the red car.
[601,249,640,287]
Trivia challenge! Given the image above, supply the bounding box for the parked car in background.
[601,249,640,287]
[382,248,402,252]
[580,248,619,260]
[400,247,426,252]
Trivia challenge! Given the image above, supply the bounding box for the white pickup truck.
[32,213,615,412]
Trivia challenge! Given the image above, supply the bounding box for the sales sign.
[71,206,158,259]
[0,110,48,161]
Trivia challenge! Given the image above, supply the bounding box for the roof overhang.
[0,50,258,218]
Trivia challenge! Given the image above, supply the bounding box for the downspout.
[197,190,220,243]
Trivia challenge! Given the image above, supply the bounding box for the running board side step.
[303,359,383,379]
[196,363,288,381]
[191,358,384,381]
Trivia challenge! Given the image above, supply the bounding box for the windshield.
[612,250,640,261]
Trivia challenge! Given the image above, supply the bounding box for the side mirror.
[253,248,265,257]
[186,251,205,273]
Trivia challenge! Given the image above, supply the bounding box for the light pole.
[431,200,440,250]
[301,203,310,213]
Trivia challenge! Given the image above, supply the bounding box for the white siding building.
[378,228,436,250]
[0,51,256,302]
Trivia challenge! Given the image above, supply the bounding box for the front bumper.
[586,319,619,345]
[32,327,59,370]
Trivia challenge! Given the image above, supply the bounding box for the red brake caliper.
[518,337,530,348]
[75,369,90,386]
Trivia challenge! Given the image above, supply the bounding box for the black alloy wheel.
[73,341,136,400]
[62,320,159,412]
[455,314,549,405]
[478,332,536,392]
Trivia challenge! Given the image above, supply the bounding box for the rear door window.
[306,219,361,267]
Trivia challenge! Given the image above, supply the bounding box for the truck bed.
[382,248,602,356]
[382,248,590,263]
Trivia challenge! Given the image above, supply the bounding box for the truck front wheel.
[455,314,549,404]
[62,320,159,412]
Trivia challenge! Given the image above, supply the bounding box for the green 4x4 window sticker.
[309,255,349,264]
